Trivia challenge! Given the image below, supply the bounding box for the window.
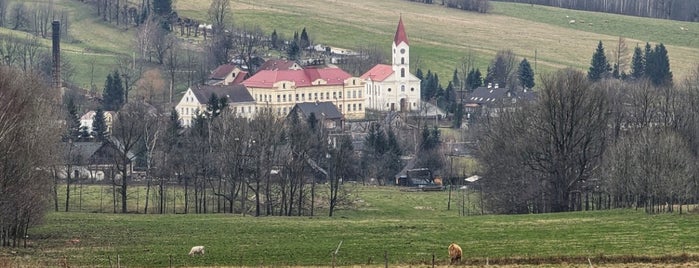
[359,104,362,110]
[339,92,342,99]
[302,93,305,101]
[401,85,405,92]
[401,57,404,64]
[333,92,337,99]
[411,87,415,92]
[353,80,356,85]
[339,104,342,110]
[296,94,299,101]
[283,95,286,102]
[401,68,405,78]
[314,93,318,100]
[388,88,392,92]
[283,83,286,89]
[358,90,362,98]
[352,90,356,98]
[277,95,280,103]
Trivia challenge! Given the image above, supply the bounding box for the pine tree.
[270,29,278,49]
[648,43,673,87]
[588,41,611,81]
[643,42,653,78]
[300,27,310,49]
[386,128,402,155]
[466,68,482,90]
[518,58,535,89]
[452,69,460,90]
[630,45,645,79]
[286,41,300,60]
[92,108,108,142]
[65,97,81,141]
[416,68,424,80]
[102,71,124,111]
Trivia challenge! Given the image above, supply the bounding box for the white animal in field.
[188,246,205,256]
[569,20,576,24]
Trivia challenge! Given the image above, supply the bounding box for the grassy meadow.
[175,0,699,82]
[2,185,699,267]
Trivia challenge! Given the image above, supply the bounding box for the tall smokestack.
[52,20,62,100]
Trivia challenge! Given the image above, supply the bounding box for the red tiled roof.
[209,63,238,80]
[243,68,351,88]
[360,64,394,82]
[394,17,409,46]
[231,71,248,84]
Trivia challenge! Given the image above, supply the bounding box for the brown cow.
[448,242,462,264]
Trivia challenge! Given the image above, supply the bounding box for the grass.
[176,0,699,82]
[3,185,699,267]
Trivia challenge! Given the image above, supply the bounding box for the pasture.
[5,0,699,97]
[2,185,699,267]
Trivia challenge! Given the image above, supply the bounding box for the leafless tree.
[116,55,142,104]
[208,0,231,34]
[164,40,180,103]
[0,67,61,247]
[338,44,387,76]
[110,101,153,213]
[10,2,28,30]
[231,25,265,75]
[485,50,517,89]
[0,0,8,27]
[612,36,629,76]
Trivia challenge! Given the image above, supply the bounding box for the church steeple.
[392,16,409,80]
[394,16,409,46]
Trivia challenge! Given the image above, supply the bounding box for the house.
[288,101,344,131]
[361,17,421,112]
[258,59,303,71]
[206,63,248,86]
[242,66,365,119]
[176,84,256,126]
[79,110,117,134]
[59,140,135,182]
[463,83,537,120]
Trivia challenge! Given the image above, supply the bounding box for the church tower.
[392,16,410,81]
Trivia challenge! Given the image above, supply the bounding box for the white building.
[175,84,256,127]
[361,17,421,112]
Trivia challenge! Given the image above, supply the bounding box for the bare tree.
[110,101,153,213]
[612,36,630,77]
[231,25,265,75]
[338,44,386,76]
[10,2,28,30]
[0,67,61,247]
[208,0,231,34]
[0,0,8,27]
[485,50,517,88]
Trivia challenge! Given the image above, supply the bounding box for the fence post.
[432,253,435,268]
[384,251,388,268]
[169,254,173,268]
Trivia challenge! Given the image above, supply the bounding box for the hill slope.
[177,0,699,81]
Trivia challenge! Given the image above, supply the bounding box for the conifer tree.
[102,71,124,111]
[518,58,535,89]
[588,41,611,81]
[648,43,673,87]
[270,29,278,49]
[300,27,310,49]
[92,108,108,142]
[630,45,645,79]
[65,97,81,141]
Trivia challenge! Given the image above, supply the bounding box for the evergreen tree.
[286,41,300,60]
[102,71,124,111]
[416,68,424,80]
[365,122,387,155]
[452,68,460,90]
[206,93,228,118]
[648,43,673,87]
[65,97,81,141]
[92,108,108,142]
[518,58,535,89]
[300,27,310,49]
[452,104,463,128]
[588,41,611,81]
[307,112,318,131]
[270,29,278,49]
[484,66,495,85]
[466,68,483,90]
[643,42,653,78]
[386,128,402,155]
[630,45,645,79]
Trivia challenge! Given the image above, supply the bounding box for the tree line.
[475,66,699,214]
[495,0,699,22]
[406,0,491,13]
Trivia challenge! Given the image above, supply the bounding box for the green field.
[5,0,698,96]
[2,185,698,267]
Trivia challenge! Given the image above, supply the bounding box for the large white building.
[361,17,421,112]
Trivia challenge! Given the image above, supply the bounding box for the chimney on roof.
[494,83,499,89]
[487,83,492,89]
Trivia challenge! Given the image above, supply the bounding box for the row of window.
[366,84,415,95]
[255,90,363,103]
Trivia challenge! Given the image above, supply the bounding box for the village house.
[80,110,117,134]
[288,101,344,131]
[176,84,256,126]
[463,83,537,120]
[59,139,136,182]
[361,17,421,112]
[206,63,248,86]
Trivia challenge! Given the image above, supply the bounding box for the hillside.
[176,0,699,81]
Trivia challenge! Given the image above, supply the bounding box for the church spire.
[394,16,409,46]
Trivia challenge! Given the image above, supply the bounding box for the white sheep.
[188,245,205,256]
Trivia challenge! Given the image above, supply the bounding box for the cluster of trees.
[588,40,672,87]
[0,67,62,247]
[475,66,699,214]
[0,1,69,37]
[406,0,491,13]
[497,0,699,22]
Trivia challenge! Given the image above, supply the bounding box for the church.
[361,17,421,112]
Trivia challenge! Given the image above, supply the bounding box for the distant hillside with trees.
[494,0,699,22]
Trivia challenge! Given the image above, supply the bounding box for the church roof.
[360,64,394,82]
[394,17,409,46]
[243,68,351,88]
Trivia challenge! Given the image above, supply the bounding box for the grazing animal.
[188,246,205,256]
[448,243,462,264]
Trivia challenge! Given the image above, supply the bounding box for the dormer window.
[283,83,286,89]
